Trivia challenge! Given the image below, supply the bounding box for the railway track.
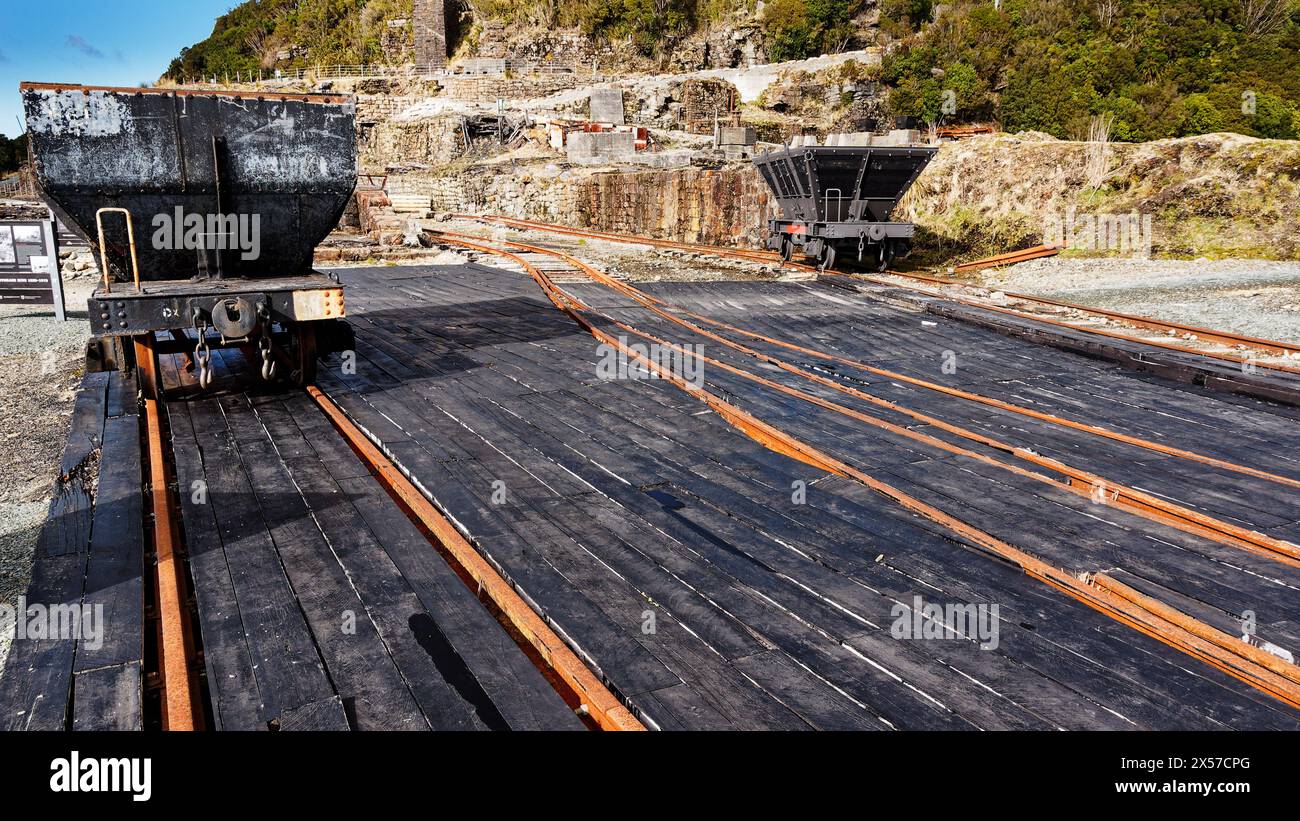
[457,232,1300,566]
[136,341,644,731]
[439,221,1300,494]
[303,385,643,731]
[426,226,1300,712]
[460,214,1300,373]
[10,224,1297,730]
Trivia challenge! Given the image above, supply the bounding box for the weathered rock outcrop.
[904,132,1300,260]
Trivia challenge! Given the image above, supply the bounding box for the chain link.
[193,318,213,389]
[259,334,276,382]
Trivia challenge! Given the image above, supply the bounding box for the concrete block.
[389,193,432,213]
[588,89,626,125]
[567,131,637,164]
[460,58,506,76]
[826,132,874,146]
[718,126,756,146]
[874,129,922,146]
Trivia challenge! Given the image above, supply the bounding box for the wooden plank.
[38,374,109,559]
[277,695,351,731]
[70,663,143,731]
[74,415,143,674]
[328,474,583,731]
[179,397,336,726]
[216,395,429,731]
[166,400,264,730]
[317,263,1300,729]
[0,554,87,730]
[0,372,114,730]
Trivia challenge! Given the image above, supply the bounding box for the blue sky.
[0,0,239,137]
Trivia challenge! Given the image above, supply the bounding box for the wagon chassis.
[85,273,350,390]
[20,81,359,398]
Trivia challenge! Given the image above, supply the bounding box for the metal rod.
[94,207,141,293]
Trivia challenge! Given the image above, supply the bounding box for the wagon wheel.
[819,244,837,272]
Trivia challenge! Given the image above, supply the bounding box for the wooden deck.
[0,371,146,730]
[4,258,1299,731]
[164,357,582,731]
[307,261,1300,730]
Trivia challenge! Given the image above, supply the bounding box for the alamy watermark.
[891,595,1000,650]
[1043,207,1152,258]
[50,752,151,802]
[596,335,705,389]
[151,207,261,261]
[1240,609,1295,664]
[0,597,104,650]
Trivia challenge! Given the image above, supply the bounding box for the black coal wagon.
[20,82,357,393]
[754,144,937,270]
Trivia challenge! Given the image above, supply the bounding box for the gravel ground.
[0,277,94,675]
[978,258,1300,343]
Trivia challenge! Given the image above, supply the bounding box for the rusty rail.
[137,335,204,730]
[435,228,1300,568]
[953,244,1063,272]
[305,385,645,732]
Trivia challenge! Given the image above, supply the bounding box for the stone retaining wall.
[395,165,772,248]
[440,74,578,102]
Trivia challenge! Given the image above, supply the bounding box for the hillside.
[883,0,1300,141]
[164,0,419,78]
[0,134,26,175]
[163,0,1300,142]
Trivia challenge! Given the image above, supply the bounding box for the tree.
[0,134,29,175]
[763,0,817,62]
[1243,0,1294,36]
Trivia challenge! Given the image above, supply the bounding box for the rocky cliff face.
[380,163,772,248]
[573,167,771,246]
[904,132,1300,261]
[358,129,1300,262]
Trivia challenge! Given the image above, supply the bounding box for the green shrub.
[580,0,693,55]
[762,0,817,61]
[881,0,1300,140]
[0,134,28,174]
[762,0,864,61]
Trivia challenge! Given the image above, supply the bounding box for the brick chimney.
[413,0,447,68]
